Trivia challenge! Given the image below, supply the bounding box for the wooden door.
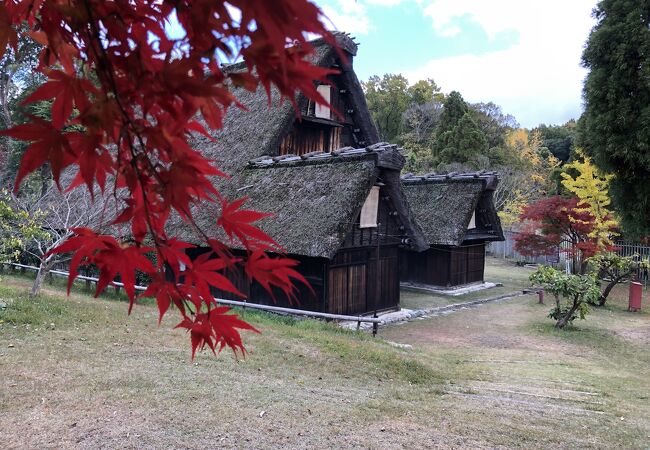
[327,264,367,315]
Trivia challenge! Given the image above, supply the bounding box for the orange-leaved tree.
[513,196,615,274]
[0,0,336,357]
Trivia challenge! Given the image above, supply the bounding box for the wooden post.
[372,311,378,337]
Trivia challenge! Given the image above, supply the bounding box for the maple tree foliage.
[513,196,616,274]
[0,0,335,358]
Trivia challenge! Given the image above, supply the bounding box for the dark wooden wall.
[449,244,485,286]
[278,59,371,157]
[186,248,328,312]
[327,246,399,315]
[323,184,408,314]
[400,243,486,288]
[279,120,342,155]
[183,182,407,316]
[342,187,408,249]
[399,247,450,286]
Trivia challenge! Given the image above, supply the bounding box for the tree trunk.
[556,299,581,329]
[40,164,50,197]
[30,259,54,298]
[598,279,619,306]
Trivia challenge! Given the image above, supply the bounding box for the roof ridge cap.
[247,143,403,168]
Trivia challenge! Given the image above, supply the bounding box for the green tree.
[469,102,519,150]
[431,91,489,165]
[435,90,467,133]
[581,0,650,237]
[587,253,650,306]
[407,78,441,105]
[530,266,600,329]
[435,112,488,164]
[362,74,440,142]
[533,121,576,162]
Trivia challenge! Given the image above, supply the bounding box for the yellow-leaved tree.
[496,129,559,229]
[560,150,619,250]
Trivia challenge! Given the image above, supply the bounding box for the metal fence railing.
[486,231,565,265]
[487,233,650,286]
[2,262,382,333]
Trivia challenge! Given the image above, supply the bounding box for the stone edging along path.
[341,290,532,331]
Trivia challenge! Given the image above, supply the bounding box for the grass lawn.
[1,265,650,449]
[400,256,535,310]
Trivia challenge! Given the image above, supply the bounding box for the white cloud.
[408,0,599,127]
[319,1,371,35]
[365,0,407,5]
[316,0,409,35]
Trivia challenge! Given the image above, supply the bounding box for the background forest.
[362,73,577,230]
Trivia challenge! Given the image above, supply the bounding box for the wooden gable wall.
[278,61,369,156]
[326,185,407,315]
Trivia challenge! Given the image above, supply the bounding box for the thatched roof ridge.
[247,142,400,169]
[401,170,499,187]
[401,172,503,246]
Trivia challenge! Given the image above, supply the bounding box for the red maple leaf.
[0,5,17,60]
[182,251,244,302]
[0,117,74,190]
[49,228,154,309]
[22,70,98,129]
[245,250,313,304]
[175,308,259,359]
[218,197,278,249]
[3,0,336,357]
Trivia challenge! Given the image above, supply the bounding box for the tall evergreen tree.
[581,0,650,237]
[436,90,467,132]
[433,91,488,164]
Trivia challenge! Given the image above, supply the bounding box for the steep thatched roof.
[175,144,423,258]
[190,32,379,177]
[401,172,504,246]
[167,35,425,258]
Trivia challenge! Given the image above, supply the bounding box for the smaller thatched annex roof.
[401,172,505,247]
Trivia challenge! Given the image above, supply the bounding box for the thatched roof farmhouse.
[180,33,428,315]
[399,172,504,289]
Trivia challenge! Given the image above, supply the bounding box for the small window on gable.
[360,186,380,228]
[315,85,331,119]
[468,210,476,230]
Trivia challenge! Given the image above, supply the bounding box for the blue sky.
[315,0,599,128]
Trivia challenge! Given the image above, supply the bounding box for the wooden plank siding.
[279,121,343,156]
[400,243,486,288]
[186,248,328,312]
[280,72,363,156]
[328,246,399,315]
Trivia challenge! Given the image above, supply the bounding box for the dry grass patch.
[2,268,650,449]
